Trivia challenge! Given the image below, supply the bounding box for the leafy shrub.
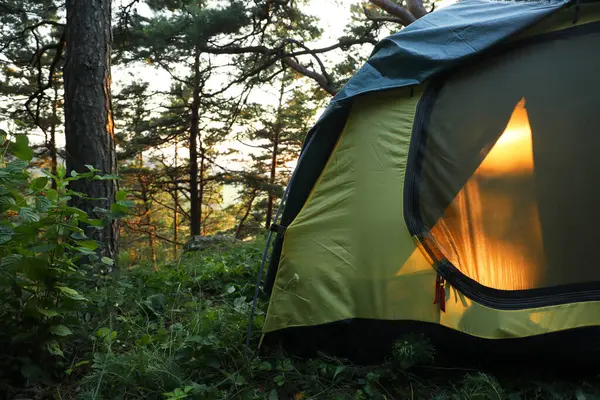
[0,132,126,389]
[392,333,436,370]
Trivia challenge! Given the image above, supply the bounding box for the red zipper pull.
[434,274,446,313]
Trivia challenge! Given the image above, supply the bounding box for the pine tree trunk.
[140,180,157,270]
[265,81,285,229]
[189,51,201,236]
[173,142,179,259]
[64,0,118,260]
[265,137,279,229]
[199,150,205,235]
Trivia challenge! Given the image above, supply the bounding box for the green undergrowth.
[1,244,592,398]
[4,242,600,399]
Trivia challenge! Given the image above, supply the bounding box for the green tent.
[254,0,600,363]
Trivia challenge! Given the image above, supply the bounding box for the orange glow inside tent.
[430,98,546,290]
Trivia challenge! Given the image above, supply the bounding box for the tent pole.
[244,133,318,361]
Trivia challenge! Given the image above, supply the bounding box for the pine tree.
[234,70,324,234]
[64,0,119,259]
[0,0,65,174]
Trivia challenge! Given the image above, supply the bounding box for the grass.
[9,239,600,400]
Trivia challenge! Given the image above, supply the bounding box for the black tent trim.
[261,317,600,367]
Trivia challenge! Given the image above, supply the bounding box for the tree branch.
[190,36,376,95]
[406,0,428,19]
[24,29,66,129]
[367,0,417,26]
[363,6,405,24]
[282,57,337,96]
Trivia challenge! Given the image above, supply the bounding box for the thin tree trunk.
[139,177,157,270]
[136,152,157,270]
[265,138,279,229]
[199,149,205,235]
[49,85,59,190]
[173,142,179,259]
[265,81,286,229]
[64,0,118,260]
[189,51,201,236]
[236,190,257,239]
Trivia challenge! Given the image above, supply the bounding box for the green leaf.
[258,361,272,371]
[0,196,16,206]
[64,206,88,217]
[36,196,52,211]
[70,170,78,177]
[268,389,279,400]
[96,327,117,344]
[22,259,50,281]
[1,254,23,268]
[101,257,114,266]
[83,218,104,227]
[135,334,152,347]
[45,189,58,201]
[116,190,127,201]
[93,174,120,181]
[74,360,90,368]
[96,327,110,338]
[0,234,11,245]
[29,243,57,253]
[37,308,59,317]
[57,165,66,178]
[333,365,347,381]
[46,340,64,357]
[5,159,28,173]
[57,286,86,301]
[18,207,40,223]
[50,325,73,337]
[85,165,99,172]
[274,374,285,387]
[11,135,33,161]
[70,232,88,240]
[79,240,99,251]
[110,202,129,216]
[31,177,49,190]
[75,246,96,256]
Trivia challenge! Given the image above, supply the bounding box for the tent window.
[412,27,600,291]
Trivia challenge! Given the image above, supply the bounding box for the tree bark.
[64,0,118,260]
[189,51,201,236]
[265,80,285,230]
[199,149,206,235]
[173,142,179,259]
[368,0,417,25]
[406,0,428,19]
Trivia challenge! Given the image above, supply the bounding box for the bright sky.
[110,0,370,205]
[3,0,457,205]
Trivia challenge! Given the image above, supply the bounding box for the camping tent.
[255,0,600,364]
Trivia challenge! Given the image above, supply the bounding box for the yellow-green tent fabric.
[257,0,600,364]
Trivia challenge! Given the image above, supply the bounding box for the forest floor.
[11,240,600,400]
